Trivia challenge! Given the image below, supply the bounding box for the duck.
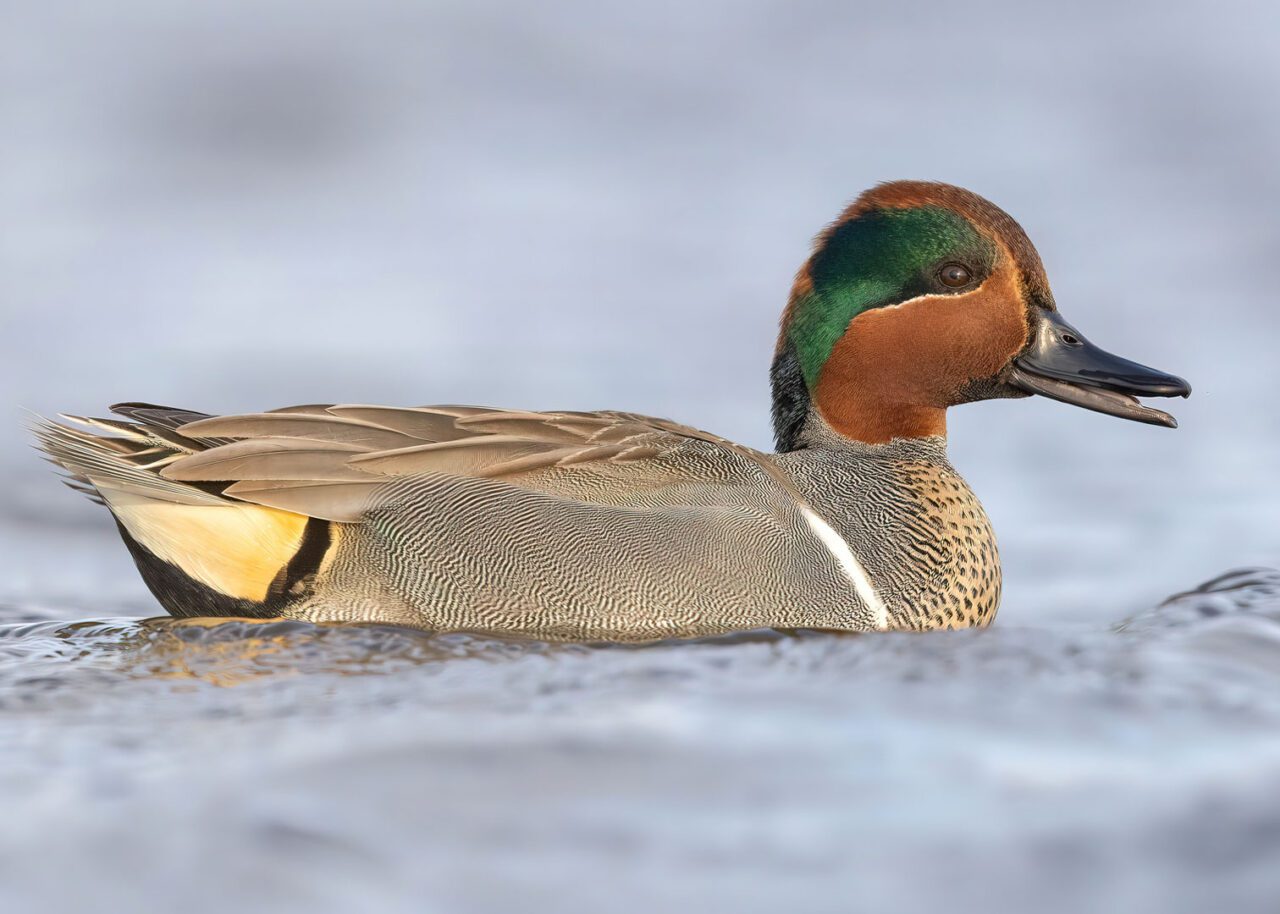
[33,181,1191,640]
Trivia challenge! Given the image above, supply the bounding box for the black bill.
[1008,310,1191,428]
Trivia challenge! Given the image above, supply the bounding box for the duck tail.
[30,404,325,617]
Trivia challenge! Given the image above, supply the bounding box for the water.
[1,567,1279,913]
[3,0,1280,911]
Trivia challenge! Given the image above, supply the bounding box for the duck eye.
[938,263,973,288]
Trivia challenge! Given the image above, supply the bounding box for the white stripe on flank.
[798,505,889,630]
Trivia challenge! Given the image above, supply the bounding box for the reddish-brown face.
[770,181,1189,449]
[814,258,1031,442]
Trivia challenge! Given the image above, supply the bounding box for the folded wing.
[153,404,751,522]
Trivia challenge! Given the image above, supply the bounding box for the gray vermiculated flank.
[298,424,998,638]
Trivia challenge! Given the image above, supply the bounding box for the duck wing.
[158,404,778,522]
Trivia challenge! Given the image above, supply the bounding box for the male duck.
[36,182,1190,639]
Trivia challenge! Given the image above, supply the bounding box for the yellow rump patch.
[98,488,309,602]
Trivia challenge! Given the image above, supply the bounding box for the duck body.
[33,182,1188,639]
[41,403,995,639]
[294,429,997,638]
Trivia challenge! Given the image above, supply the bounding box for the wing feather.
[178,414,416,450]
[110,402,215,430]
[450,415,597,444]
[161,437,372,483]
[221,480,380,523]
[347,435,561,477]
[44,402,752,524]
[325,405,478,443]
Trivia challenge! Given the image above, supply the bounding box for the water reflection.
[1,566,1277,693]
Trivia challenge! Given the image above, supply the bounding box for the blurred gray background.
[4,7,1280,914]
[1,0,1277,623]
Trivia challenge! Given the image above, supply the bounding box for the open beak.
[1008,310,1191,428]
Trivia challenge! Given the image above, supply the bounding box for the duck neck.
[770,339,947,450]
[819,400,947,446]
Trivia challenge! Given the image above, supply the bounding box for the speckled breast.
[774,436,1002,631]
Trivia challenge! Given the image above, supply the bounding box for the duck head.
[771,181,1191,449]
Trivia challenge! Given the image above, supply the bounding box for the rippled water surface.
[2,557,1280,914]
